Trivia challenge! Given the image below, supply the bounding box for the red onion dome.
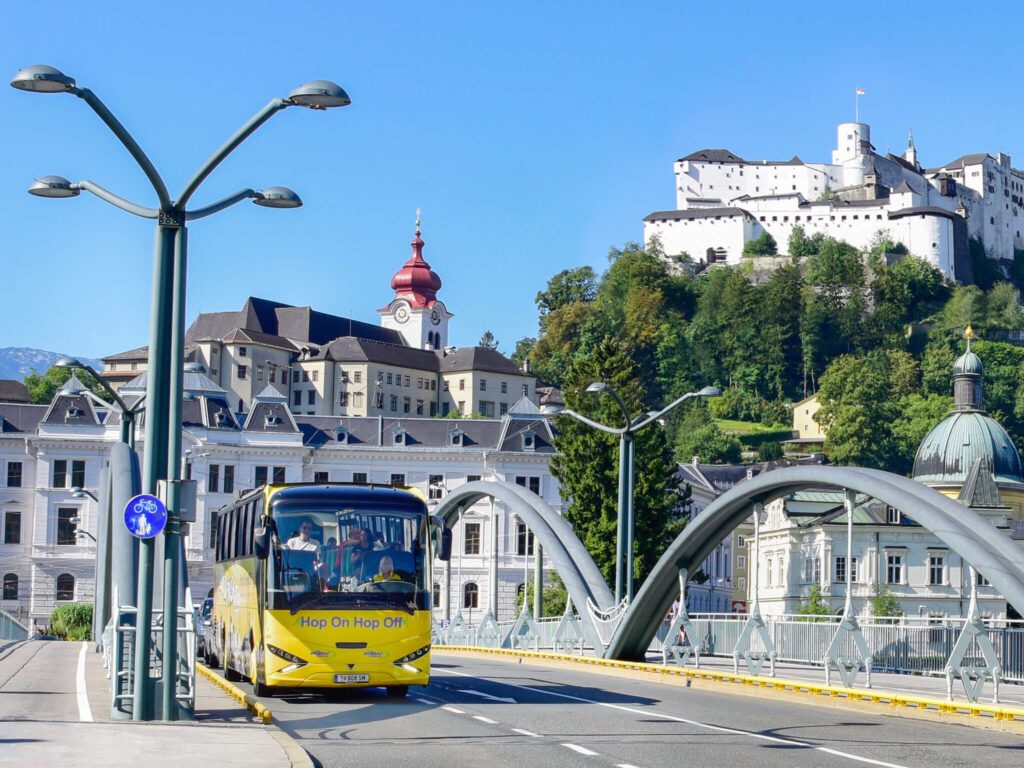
[390,220,442,308]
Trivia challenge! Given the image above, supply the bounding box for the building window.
[737,555,746,569]
[256,366,264,381]
[886,506,901,524]
[467,475,481,483]
[2,573,17,600]
[928,555,946,586]
[4,509,21,544]
[522,383,529,397]
[239,346,247,357]
[515,476,540,495]
[464,522,481,555]
[339,391,349,407]
[500,381,508,394]
[57,508,77,545]
[416,400,424,415]
[237,365,247,380]
[766,558,773,587]
[312,370,319,382]
[56,574,75,601]
[223,465,234,494]
[458,400,465,414]
[390,473,406,487]
[429,475,444,500]
[6,462,22,488]
[52,460,68,488]
[479,401,494,417]
[353,472,368,484]
[314,471,329,483]
[404,376,410,387]
[255,466,268,487]
[737,535,745,548]
[307,390,315,405]
[500,402,508,416]
[292,370,300,383]
[459,379,465,391]
[208,464,220,493]
[386,372,393,385]
[293,391,302,407]
[273,466,286,484]
[403,397,411,413]
[886,553,903,584]
[803,555,821,584]
[390,395,398,412]
[354,371,362,384]
[480,379,487,391]
[71,461,85,488]
[515,521,534,556]
[463,582,479,609]
[976,570,990,587]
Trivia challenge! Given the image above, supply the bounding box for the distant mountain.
[0,347,103,382]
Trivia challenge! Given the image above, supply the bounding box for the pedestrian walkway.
[0,639,305,767]
[654,652,1023,707]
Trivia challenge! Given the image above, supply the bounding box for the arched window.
[2,573,17,600]
[462,582,478,609]
[432,582,441,608]
[56,573,75,601]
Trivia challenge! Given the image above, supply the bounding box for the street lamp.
[55,357,145,447]
[14,65,350,721]
[561,383,720,603]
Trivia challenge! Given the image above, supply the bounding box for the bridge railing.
[0,608,29,642]
[433,611,1024,684]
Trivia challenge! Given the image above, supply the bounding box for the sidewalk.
[0,640,306,768]
[653,651,1023,707]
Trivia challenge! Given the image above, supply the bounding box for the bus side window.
[215,514,224,562]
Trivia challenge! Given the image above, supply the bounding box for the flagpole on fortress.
[855,87,864,123]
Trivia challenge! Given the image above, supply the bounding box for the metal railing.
[0,608,29,642]
[433,611,1024,684]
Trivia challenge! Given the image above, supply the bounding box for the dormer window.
[264,410,282,428]
[214,409,230,427]
[335,426,349,444]
[393,428,406,446]
[65,406,84,419]
[449,429,464,447]
[522,431,536,452]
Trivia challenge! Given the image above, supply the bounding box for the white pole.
[845,489,855,616]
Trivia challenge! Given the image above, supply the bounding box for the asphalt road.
[233,651,1024,768]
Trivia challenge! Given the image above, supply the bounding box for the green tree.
[552,338,679,589]
[756,441,784,461]
[535,266,598,320]
[522,572,568,617]
[478,330,499,351]
[871,587,903,622]
[511,337,536,369]
[24,365,107,405]
[891,392,953,461]
[870,256,949,341]
[674,405,743,464]
[796,582,831,622]
[742,230,777,257]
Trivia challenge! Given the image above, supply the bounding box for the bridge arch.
[433,481,613,629]
[606,465,1024,660]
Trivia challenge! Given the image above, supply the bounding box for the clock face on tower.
[430,307,442,325]
[395,305,410,323]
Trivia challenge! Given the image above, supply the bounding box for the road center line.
[511,728,541,737]
[76,642,93,723]
[564,743,599,756]
[442,706,466,714]
[432,667,907,768]
[473,715,499,724]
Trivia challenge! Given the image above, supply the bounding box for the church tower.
[379,214,453,350]
[904,126,918,169]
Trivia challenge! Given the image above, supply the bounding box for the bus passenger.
[284,519,321,558]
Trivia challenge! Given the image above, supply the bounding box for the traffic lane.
[428,654,1024,768]
[0,640,84,723]
[236,676,601,768]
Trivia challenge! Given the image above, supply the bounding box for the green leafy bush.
[50,603,92,641]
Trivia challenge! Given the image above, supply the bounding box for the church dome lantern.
[389,215,442,308]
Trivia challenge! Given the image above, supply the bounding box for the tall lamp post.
[13,65,350,720]
[561,383,720,603]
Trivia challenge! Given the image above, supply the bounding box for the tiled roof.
[678,149,746,164]
[0,380,30,403]
[643,207,752,223]
[0,403,45,433]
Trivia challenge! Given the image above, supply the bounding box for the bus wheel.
[386,685,409,699]
[252,674,273,698]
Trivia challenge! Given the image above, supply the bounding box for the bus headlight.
[268,643,308,672]
[394,645,430,665]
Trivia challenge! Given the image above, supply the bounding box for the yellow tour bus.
[205,482,451,698]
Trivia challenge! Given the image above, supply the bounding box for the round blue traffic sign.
[123,493,167,539]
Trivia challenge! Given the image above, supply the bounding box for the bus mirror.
[438,527,453,561]
[254,525,271,559]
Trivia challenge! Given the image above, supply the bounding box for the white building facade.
[644,121,1024,279]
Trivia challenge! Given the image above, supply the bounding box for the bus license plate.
[335,674,369,684]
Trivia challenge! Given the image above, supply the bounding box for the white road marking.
[511,728,542,737]
[617,764,642,768]
[76,642,93,722]
[415,698,434,705]
[442,706,466,714]
[473,715,499,724]
[457,687,517,703]
[432,667,907,768]
[563,743,599,756]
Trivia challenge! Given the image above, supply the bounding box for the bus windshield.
[268,500,429,612]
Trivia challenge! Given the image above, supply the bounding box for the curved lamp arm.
[71,87,171,209]
[631,386,722,432]
[76,180,159,219]
[559,408,625,436]
[186,188,258,221]
[176,99,288,209]
[602,387,632,431]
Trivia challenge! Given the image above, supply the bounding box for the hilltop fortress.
[643,122,1024,281]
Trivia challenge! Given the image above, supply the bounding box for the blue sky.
[1,1,1021,359]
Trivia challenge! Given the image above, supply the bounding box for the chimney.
[691,455,700,467]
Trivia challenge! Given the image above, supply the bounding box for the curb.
[196,662,272,724]
[195,664,313,768]
[436,646,1024,734]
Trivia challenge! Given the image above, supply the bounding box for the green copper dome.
[912,411,1023,483]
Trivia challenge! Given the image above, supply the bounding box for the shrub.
[50,603,92,641]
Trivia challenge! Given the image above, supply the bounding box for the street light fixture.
[15,65,349,721]
[561,382,721,603]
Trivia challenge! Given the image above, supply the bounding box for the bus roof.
[267,483,428,513]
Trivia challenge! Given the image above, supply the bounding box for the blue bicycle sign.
[123,493,167,539]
